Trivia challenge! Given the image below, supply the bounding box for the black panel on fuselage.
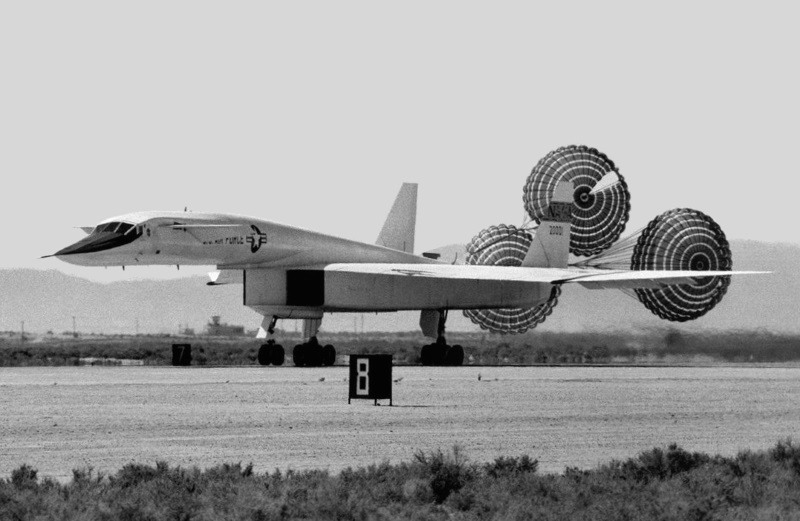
[286,270,325,306]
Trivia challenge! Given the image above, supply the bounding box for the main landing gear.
[420,310,465,366]
[420,338,464,366]
[293,317,336,367]
[257,317,285,366]
[292,337,336,367]
[258,316,336,367]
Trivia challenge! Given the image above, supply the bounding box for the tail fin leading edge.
[376,183,417,253]
[521,181,572,268]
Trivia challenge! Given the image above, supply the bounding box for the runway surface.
[1,365,799,481]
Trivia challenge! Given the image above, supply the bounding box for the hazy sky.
[2,1,797,283]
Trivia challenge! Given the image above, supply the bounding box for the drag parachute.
[523,145,630,257]
[630,208,732,322]
[462,224,560,334]
[463,145,735,335]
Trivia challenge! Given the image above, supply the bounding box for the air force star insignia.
[246,225,267,253]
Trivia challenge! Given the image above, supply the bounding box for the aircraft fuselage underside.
[243,268,552,317]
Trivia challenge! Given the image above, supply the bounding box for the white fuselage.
[56,211,430,268]
[54,211,553,318]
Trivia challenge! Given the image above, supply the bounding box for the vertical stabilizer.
[521,181,572,268]
[376,183,417,253]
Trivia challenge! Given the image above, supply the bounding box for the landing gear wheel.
[322,344,336,366]
[420,311,464,366]
[305,340,322,367]
[293,338,331,367]
[420,342,449,366]
[270,344,285,366]
[258,344,271,366]
[420,344,433,366]
[433,344,447,366]
[421,342,465,366]
[259,342,285,366]
[293,344,306,367]
[445,345,464,366]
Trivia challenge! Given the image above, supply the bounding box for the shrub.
[111,461,169,488]
[611,444,710,483]
[413,446,475,503]
[10,464,37,490]
[7,443,800,519]
[484,455,538,478]
[769,438,800,475]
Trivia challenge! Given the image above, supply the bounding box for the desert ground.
[1,365,799,480]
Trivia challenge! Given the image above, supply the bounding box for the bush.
[10,464,37,490]
[484,455,538,478]
[112,461,169,488]
[610,444,710,483]
[5,442,800,519]
[769,438,800,475]
[413,446,475,503]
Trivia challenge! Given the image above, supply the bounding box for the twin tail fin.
[521,181,572,269]
[375,183,417,254]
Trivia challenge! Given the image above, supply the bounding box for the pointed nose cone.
[54,238,89,257]
[54,233,115,257]
[52,227,141,263]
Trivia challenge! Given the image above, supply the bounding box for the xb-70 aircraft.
[51,146,760,366]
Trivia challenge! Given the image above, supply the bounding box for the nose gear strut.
[257,316,285,366]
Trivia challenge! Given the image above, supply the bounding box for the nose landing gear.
[257,316,285,366]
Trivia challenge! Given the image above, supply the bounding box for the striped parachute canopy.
[462,224,560,334]
[631,208,732,322]
[523,145,630,257]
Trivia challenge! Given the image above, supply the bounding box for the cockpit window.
[58,220,142,256]
[95,222,136,234]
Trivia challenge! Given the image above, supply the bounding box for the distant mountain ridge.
[0,240,795,335]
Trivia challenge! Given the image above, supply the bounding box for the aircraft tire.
[322,344,336,366]
[421,344,447,366]
[271,344,285,366]
[305,343,323,367]
[257,344,271,366]
[293,344,306,367]
[445,345,464,366]
[431,344,447,366]
[420,344,432,366]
